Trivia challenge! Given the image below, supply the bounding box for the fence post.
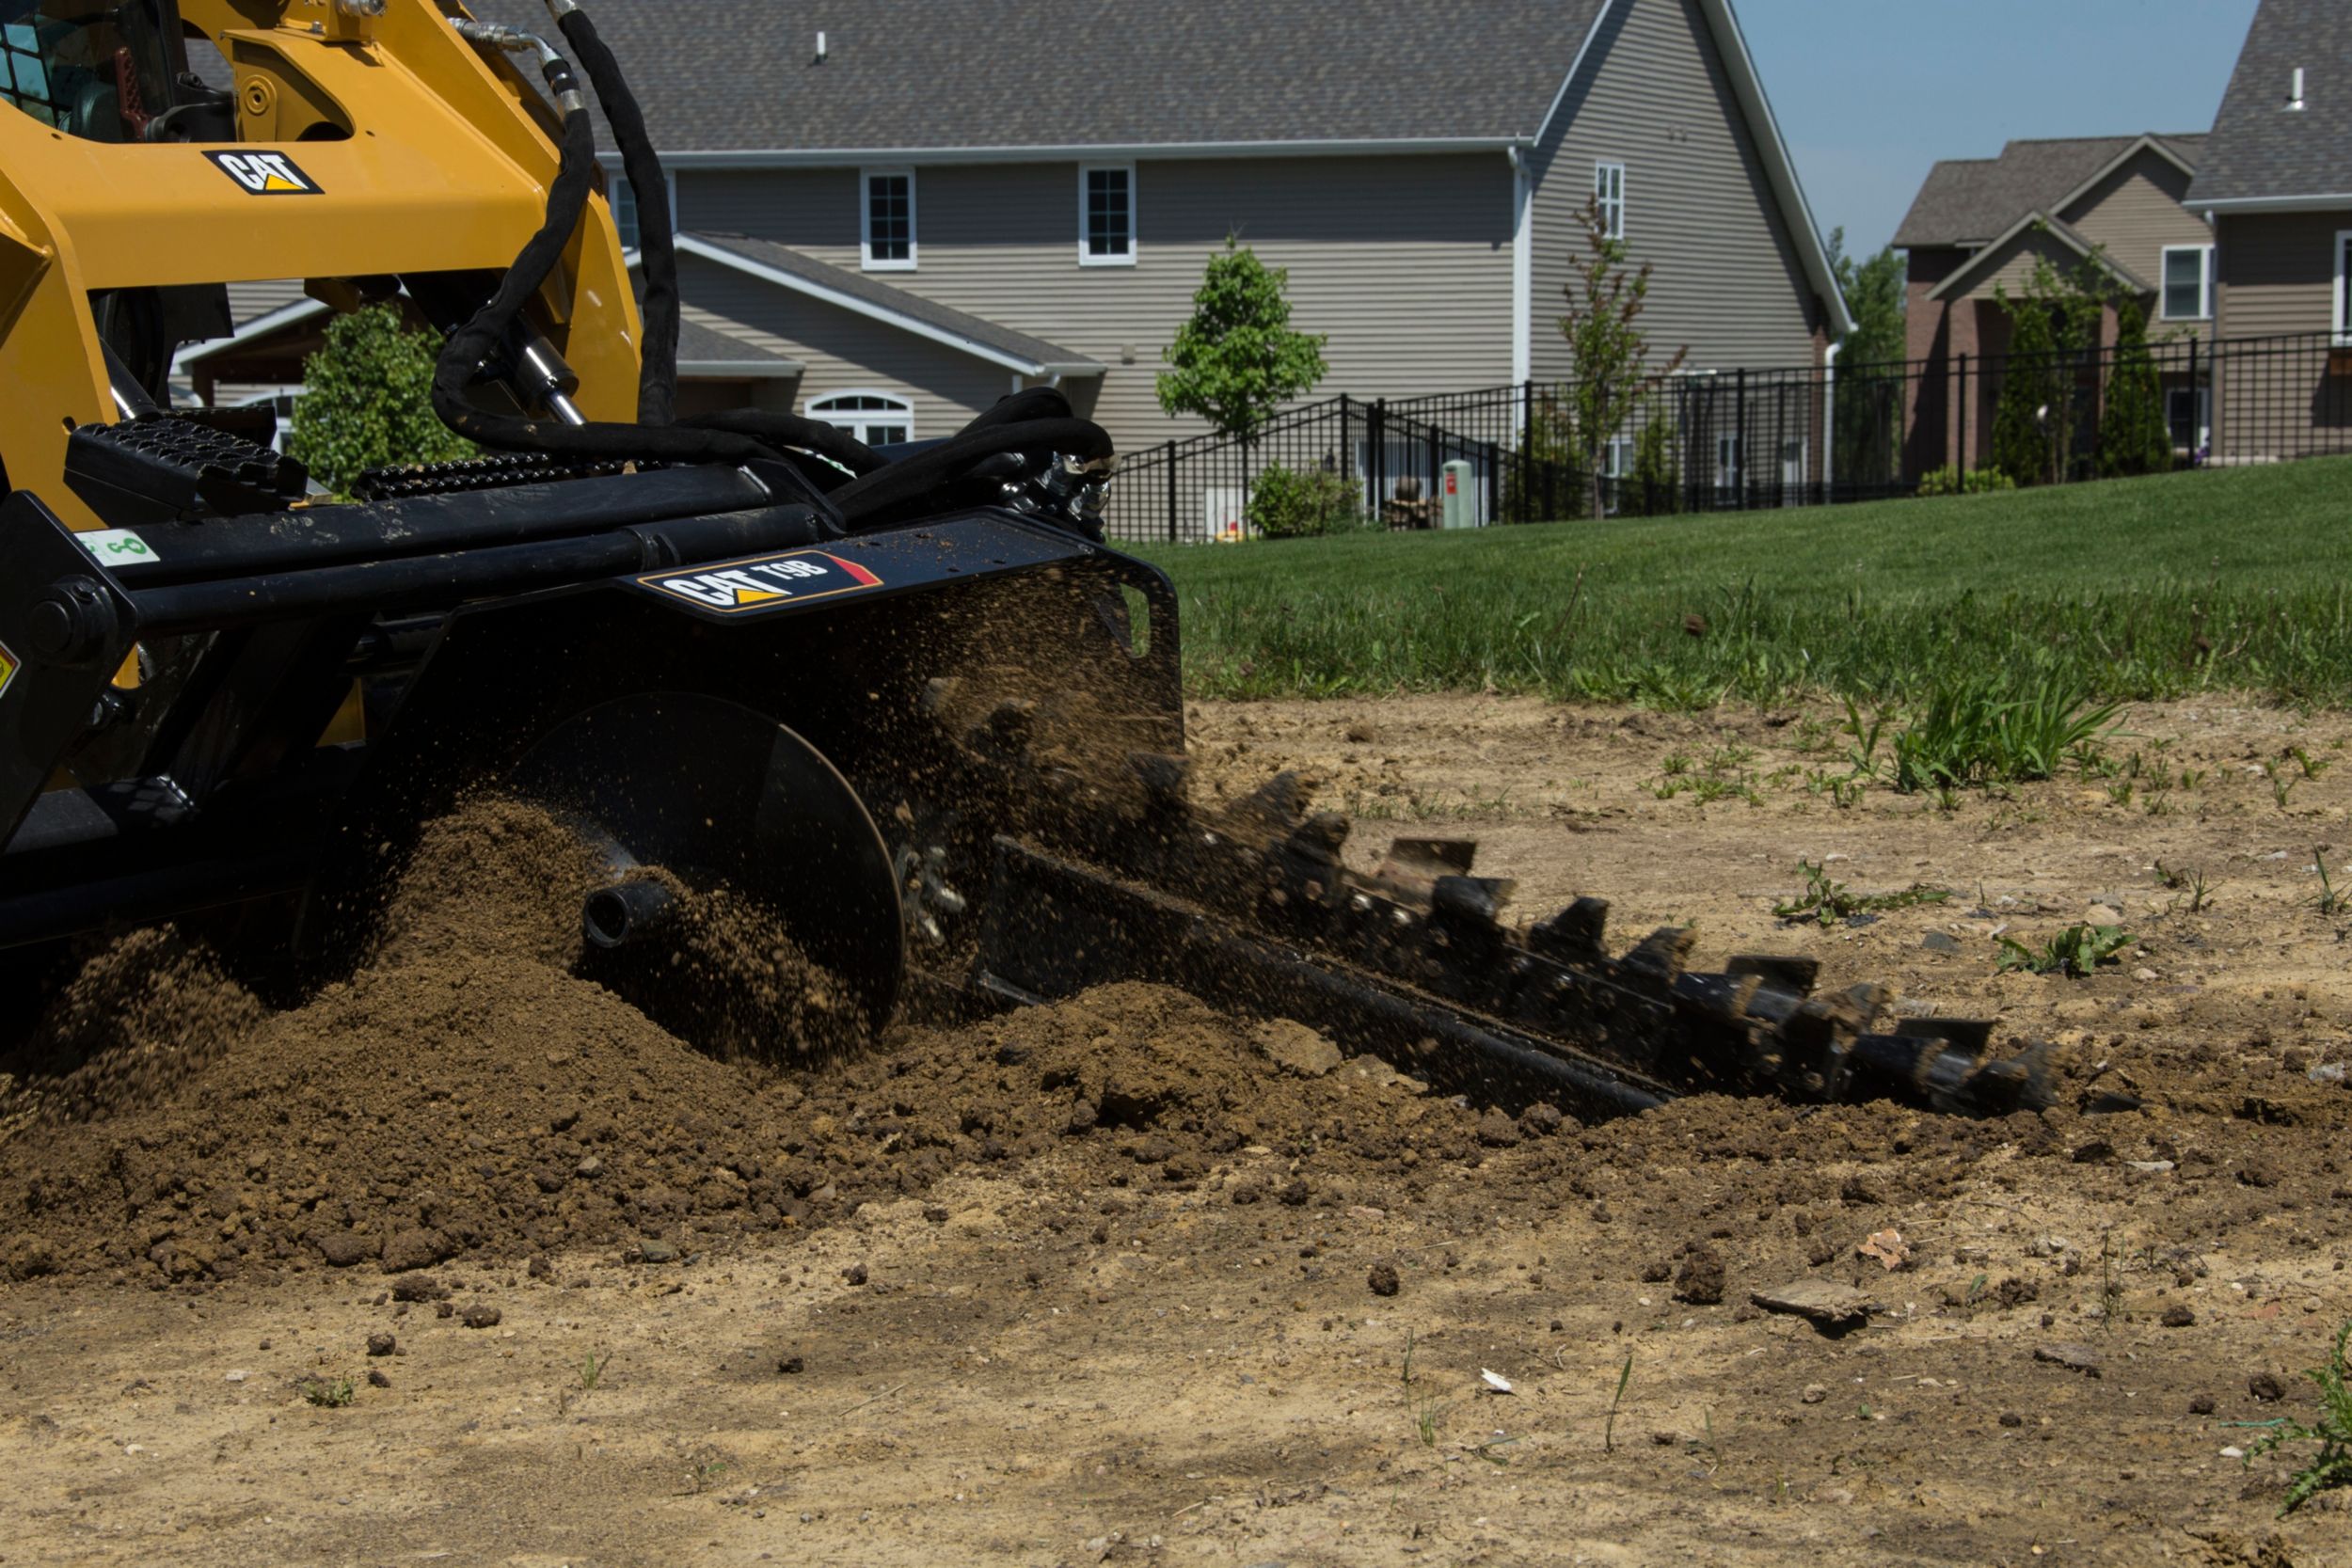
[1165,439,1178,544]
[2187,337,2200,459]
[1484,439,1500,526]
[1370,399,1386,520]
[1734,367,1748,510]
[1339,392,1354,482]
[1956,352,1969,477]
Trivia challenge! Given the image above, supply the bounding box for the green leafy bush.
[1915,465,2016,498]
[1618,413,1681,517]
[286,303,476,497]
[1247,464,1362,539]
[2096,297,2172,480]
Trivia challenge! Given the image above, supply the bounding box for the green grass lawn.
[1132,457,2352,706]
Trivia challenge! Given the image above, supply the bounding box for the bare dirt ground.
[3,696,2350,1568]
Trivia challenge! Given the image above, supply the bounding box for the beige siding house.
[444,0,1846,464]
[1893,133,2211,473]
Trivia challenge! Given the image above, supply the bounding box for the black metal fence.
[1097,328,2352,546]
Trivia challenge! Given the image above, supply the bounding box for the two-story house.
[2184,0,2352,460]
[183,0,1848,485]
[1893,132,2212,474]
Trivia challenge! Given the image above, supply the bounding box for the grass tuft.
[2240,1319,2352,1515]
[1996,924,2131,977]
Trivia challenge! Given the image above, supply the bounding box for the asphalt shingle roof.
[2187,0,2352,205]
[674,314,794,367]
[683,232,1096,370]
[464,0,1607,150]
[1894,134,2204,250]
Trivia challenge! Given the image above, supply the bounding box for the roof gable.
[2186,0,2352,209]
[1896,134,2204,249]
[1923,212,2153,303]
[464,0,1608,153]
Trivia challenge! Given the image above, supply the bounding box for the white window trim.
[2336,230,2352,345]
[606,164,676,253]
[2159,243,2214,322]
[1077,162,1137,266]
[860,167,917,272]
[806,388,916,443]
[1595,160,1627,241]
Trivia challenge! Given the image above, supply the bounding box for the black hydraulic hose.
[549,2,677,425]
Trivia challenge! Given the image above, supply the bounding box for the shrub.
[1247,464,1362,539]
[1499,391,1580,522]
[1915,465,2016,497]
[1618,412,1681,517]
[286,303,476,496]
[2097,298,2171,480]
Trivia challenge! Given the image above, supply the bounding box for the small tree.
[1827,228,1907,491]
[286,303,475,496]
[1557,198,1687,518]
[2096,296,2171,479]
[1989,249,2117,487]
[1500,391,1579,522]
[1157,239,1328,443]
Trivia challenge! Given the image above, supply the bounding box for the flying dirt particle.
[1367,1261,1401,1297]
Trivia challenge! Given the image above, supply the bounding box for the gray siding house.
[192,0,1844,467]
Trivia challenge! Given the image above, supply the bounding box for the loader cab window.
[808,390,914,447]
[0,0,217,142]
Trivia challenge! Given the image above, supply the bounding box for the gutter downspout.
[1509,145,1533,432]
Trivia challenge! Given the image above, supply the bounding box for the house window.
[2167,385,2211,453]
[1080,164,1136,265]
[606,168,673,254]
[861,169,915,270]
[1715,433,1741,493]
[1594,161,1626,240]
[2161,245,2213,321]
[2336,231,2352,345]
[808,390,914,446]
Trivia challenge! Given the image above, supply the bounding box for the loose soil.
[2,697,2349,1567]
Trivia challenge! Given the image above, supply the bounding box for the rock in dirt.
[366,1369,391,1389]
[314,1231,370,1268]
[2161,1305,2197,1329]
[2190,1395,2217,1416]
[391,1276,449,1303]
[459,1305,501,1330]
[365,1332,396,1357]
[1368,1261,1402,1297]
[1253,1020,1341,1078]
[2034,1343,2103,1377]
[1921,932,1962,955]
[2249,1371,2286,1402]
[634,1240,679,1265]
[1800,1384,1827,1404]
[1673,1245,1725,1306]
[380,1228,452,1275]
[1751,1280,1870,1330]
[1475,1110,1521,1148]
[841,1262,868,1287]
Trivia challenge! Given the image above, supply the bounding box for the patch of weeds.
[2157,862,2215,913]
[1839,697,1888,778]
[2178,767,2207,791]
[580,1351,606,1391]
[1804,768,1867,809]
[1403,1329,1442,1449]
[1890,676,2122,793]
[1660,750,1694,778]
[1689,772,1761,807]
[2312,849,2345,916]
[1773,860,1954,928]
[1995,924,2131,977]
[2239,1319,2352,1515]
[2106,780,2135,807]
[300,1376,357,1409]
[2291,745,2332,781]
[2265,760,2299,809]
[1931,784,1961,814]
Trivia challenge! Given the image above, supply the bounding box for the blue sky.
[1739,0,2259,258]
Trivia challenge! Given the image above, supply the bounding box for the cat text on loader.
[0,0,2050,1121]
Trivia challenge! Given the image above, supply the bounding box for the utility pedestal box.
[1439,460,1476,529]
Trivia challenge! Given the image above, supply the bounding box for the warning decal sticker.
[203,150,322,196]
[640,550,885,615]
[0,637,18,703]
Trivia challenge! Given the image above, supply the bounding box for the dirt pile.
[0,802,1520,1285]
